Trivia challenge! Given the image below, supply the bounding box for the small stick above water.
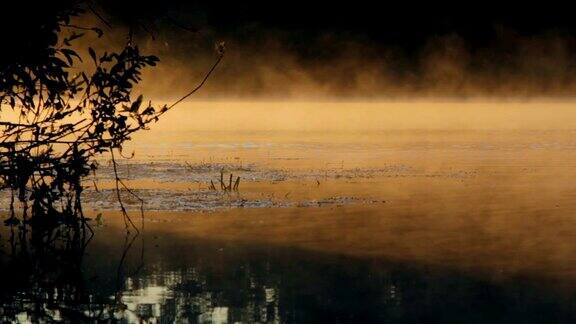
[233,176,240,191]
[220,170,225,190]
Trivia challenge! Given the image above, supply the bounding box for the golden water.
[4,100,576,322]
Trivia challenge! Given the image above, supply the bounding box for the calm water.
[2,219,576,323]
[3,101,576,322]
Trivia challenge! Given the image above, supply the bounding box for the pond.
[2,101,576,322]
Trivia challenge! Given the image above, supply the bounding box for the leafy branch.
[0,2,224,231]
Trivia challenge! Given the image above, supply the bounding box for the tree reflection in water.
[0,223,97,321]
[0,222,147,322]
[2,220,576,323]
[0,222,283,323]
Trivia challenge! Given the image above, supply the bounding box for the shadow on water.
[1,220,576,323]
[0,222,143,322]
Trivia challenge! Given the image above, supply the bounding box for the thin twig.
[110,148,139,233]
[158,53,224,117]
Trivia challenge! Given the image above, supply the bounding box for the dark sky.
[96,1,576,46]
[4,1,575,55]
[88,0,576,98]
[4,0,573,98]
[155,1,576,48]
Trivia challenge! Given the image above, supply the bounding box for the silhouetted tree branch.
[0,1,224,230]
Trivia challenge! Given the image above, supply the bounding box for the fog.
[70,14,576,100]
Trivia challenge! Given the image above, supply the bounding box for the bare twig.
[110,148,139,233]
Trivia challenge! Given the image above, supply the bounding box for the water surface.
[3,101,576,322]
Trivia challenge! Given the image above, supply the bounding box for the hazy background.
[69,1,576,100]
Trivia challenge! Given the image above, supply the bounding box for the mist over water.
[136,31,576,99]
[70,12,576,101]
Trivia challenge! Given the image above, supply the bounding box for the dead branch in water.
[216,169,240,192]
[185,166,241,192]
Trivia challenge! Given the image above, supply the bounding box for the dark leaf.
[88,47,97,65]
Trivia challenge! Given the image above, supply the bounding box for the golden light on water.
[98,100,576,291]
[133,100,576,133]
[5,99,576,321]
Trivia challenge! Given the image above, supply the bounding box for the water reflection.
[2,222,576,323]
[0,224,96,322]
[118,268,281,323]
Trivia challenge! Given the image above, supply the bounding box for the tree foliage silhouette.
[0,1,223,230]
